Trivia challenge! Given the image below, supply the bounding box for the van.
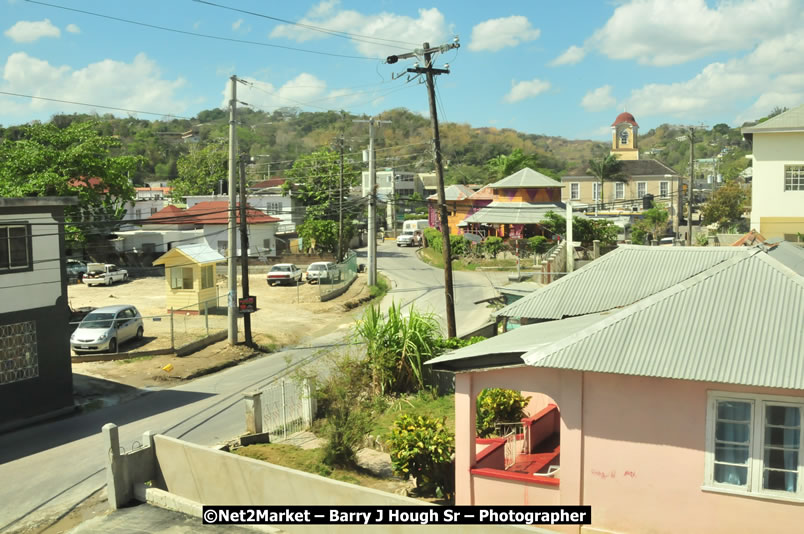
[402,219,429,234]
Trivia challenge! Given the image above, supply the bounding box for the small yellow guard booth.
[152,244,224,313]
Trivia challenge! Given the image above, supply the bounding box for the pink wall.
[456,367,804,534]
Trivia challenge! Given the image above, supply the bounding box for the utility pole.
[392,40,459,337]
[227,75,238,345]
[354,117,390,286]
[687,127,695,246]
[238,154,253,346]
[566,200,574,273]
[337,136,345,262]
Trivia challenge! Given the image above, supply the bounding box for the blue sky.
[1,0,803,140]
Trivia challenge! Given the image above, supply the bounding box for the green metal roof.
[742,103,804,133]
[462,201,564,225]
[488,168,563,189]
[495,246,747,320]
[523,251,804,390]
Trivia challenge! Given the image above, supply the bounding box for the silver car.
[70,305,144,354]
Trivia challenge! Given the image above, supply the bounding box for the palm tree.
[586,154,626,212]
[486,149,539,180]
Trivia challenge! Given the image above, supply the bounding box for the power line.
[192,0,420,47]
[0,91,192,119]
[24,0,376,61]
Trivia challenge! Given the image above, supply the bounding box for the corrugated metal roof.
[427,184,475,201]
[155,244,225,265]
[768,241,804,276]
[489,168,562,189]
[742,103,804,133]
[496,245,748,320]
[523,251,804,390]
[426,313,609,370]
[462,201,564,225]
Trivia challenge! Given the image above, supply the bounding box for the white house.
[361,170,423,200]
[742,104,804,240]
[0,197,77,430]
[185,191,300,235]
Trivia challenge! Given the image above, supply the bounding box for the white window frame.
[637,182,647,199]
[784,165,804,191]
[615,182,625,200]
[660,181,669,198]
[592,183,601,201]
[570,183,580,200]
[704,391,804,502]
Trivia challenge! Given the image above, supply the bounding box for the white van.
[402,219,429,233]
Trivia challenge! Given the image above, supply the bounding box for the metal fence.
[319,250,358,299]
[259,378,315,442]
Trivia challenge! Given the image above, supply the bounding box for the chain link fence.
[319,250,358,299]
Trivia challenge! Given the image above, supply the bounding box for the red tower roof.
[611,112,638,127]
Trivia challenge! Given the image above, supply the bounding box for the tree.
[486,149,540,180]
[283,147,359,221]
[297,219,338,253]
[587,154,626,211]
[0,121,141,242]
[630,202,669,244]
[539,210,618,246]
[701,181,749,231]
[170,143,228,200]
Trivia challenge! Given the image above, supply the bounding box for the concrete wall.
[204,224,277,257]
[750,132,804,238]
[454,366,804,534]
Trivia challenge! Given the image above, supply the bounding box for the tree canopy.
[170,143,228,200]
[701,181,749,231]
[282,147,360,220]
[586,154,626,208]
[0,121,142,242]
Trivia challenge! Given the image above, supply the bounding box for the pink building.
[429,245,804,533]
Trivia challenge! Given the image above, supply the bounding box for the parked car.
[83,263,128,286]
[267,263,302,286]
[66,259,87,280]
[70,305,144,354]
[306,262,341,284]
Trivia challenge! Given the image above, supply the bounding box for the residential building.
[426,184,477,234]
[185,192,301,234]
[562,112,681,230]
[428,246,804,534]
[0,197,78,430]
[461,168,564,239]
[742,104,804,240]
[361,170,423,200]
[418,172,438,197]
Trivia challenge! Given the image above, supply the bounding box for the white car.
[396,231,418,247]
[267,263,303,286]
[306,262,341,283]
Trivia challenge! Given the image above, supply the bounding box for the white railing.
[259,378,315,442]
[497,422,529,470]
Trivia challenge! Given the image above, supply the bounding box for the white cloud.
[4,19,61,43]
[622,28,804,123]
[504,78,551,103]
[269,2,448,57]
[550,45,585,66]
[587,0,799,66]
[581,85,616,112]
[0,52,187,117]
[467,16,540,52]
[222,73,366,112]
[232,19,244,31]
[65,24,80,34]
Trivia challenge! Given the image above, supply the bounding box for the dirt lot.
[70,273,374,389]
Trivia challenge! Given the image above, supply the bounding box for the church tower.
[611,111,639,160]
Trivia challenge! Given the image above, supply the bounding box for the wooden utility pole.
[227,75,238,345]
[337,136,344,262]
[238,155,253,346]
[393,40,459,337]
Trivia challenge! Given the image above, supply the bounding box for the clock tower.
[611,111,639,160]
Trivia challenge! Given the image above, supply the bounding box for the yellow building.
[152,244,224,313]
[611,111,640,161]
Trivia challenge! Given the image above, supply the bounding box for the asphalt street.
[0,242,506,533]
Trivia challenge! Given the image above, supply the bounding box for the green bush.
[423,228,442,253]
[436,336,486,352]
[528,236,551,255]
[449,234,469,257]
[476,388,532,438]
[481,236,503,258]
[315,356,376,468]
[389,414,455,498]
[352,303,442,395]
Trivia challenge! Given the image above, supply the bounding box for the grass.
[369,391,455,445]
[368,273,391,300]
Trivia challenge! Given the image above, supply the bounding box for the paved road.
[0,245,506,532]
[373,240,507,337]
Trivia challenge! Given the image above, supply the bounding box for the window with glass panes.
[637,182,647,198]
[660,181,669,197]
[707,392,802,497]
[784,165,804,191]
[0,224,31,272]
[615,182,625,200]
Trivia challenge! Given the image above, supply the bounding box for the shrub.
[449,234,469,257]
[482,236,503,258]
[315,356,376,468]
[352,303,442,395]
[528,236,551,255]
[388,414,455,498]
[435,336,486,352]
[476,388,532,438]
[423,228,442,253]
